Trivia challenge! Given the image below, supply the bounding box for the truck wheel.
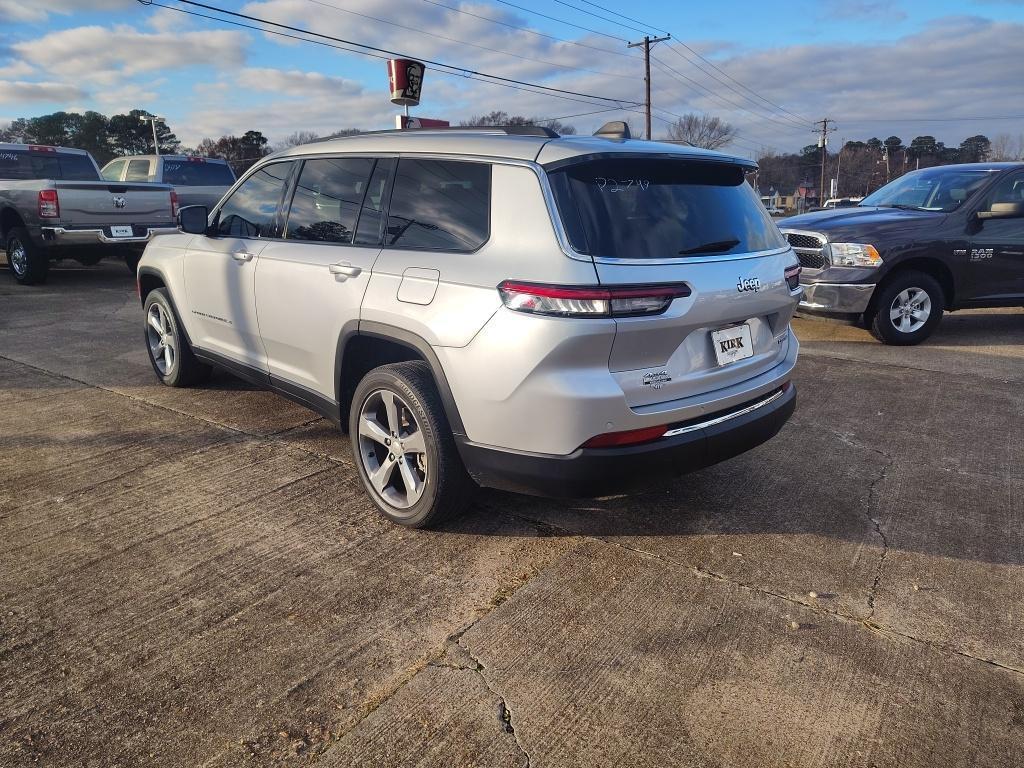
[6,227,49,285]
[349,361,475,528]
[144,288,211,387]
[867,270,944,345]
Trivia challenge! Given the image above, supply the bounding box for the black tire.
[866,270,945,346]
[143,288,211,387]
[125,252,142,274]
[6,227,49,285]
[349,361,475,528]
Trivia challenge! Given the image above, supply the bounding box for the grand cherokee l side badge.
[642,371,672,390]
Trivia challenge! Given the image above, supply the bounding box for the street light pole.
[141,115,165,156]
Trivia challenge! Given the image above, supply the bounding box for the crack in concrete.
[453,636,532,768]
[841,429,895,621]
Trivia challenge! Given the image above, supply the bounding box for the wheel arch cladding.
[879,258,954,309]
[1,207,25,240]
[336,322,466,437]
[137,267,167,305]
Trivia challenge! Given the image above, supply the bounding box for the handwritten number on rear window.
[595,177,649,192]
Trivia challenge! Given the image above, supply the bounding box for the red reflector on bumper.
[581,424,668,449]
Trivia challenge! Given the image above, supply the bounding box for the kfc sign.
[387,59,425,107]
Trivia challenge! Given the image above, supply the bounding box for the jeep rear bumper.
[457,383,796,498]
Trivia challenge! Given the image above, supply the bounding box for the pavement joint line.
[501,510,1024,680]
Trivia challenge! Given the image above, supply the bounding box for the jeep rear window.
[162,160,236,186]
[0,150,98,181]
[547,157,785,259]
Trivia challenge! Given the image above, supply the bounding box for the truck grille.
[782,230,827,270]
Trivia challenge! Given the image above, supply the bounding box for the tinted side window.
[102,159,126,181]
[215,163,292,238]
[286,157,374,244]
[125,159,151,182]
[385,159,490,251]
[986,172,1024,206]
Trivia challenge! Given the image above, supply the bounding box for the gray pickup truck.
[1,143,177,284]
[101,154,236,211]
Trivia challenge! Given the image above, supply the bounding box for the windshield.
[0,150,99,181]
[162,159,235,186]
[547,157,785,259]
[860,167,996,212]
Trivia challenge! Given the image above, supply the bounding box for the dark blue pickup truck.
[781,162,1024,344]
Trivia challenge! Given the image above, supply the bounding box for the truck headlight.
[827,243,882,268]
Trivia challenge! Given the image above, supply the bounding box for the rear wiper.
[678,238,739,255]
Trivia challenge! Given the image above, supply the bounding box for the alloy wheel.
[357,389,428,511]
[146,303,176,375]
[888,287,931,333]
[8,238,27,276]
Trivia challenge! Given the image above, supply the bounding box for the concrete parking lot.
[1,259,1022,767]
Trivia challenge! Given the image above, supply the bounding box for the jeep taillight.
[38,189,59,218]
[785,264,801,291]
[497,281,691,318]
[170,190,179,218]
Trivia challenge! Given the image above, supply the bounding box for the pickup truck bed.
[1,143,177,284]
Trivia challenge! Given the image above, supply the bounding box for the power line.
[833,115,1024,123]
[490,0,630,43]
[298,0,636,81]
[419,0,638,60]
[139,0,640,108]
[140,1,642,109]
[551,0,652,37]
[662,42,812,125]
[528,0,811,127]
[569,0,671,36]
[648,55,811,133]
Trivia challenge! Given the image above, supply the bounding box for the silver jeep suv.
[137,124,802,527]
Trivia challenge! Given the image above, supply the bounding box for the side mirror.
[178,205,210,234]
[976,201,1024,220]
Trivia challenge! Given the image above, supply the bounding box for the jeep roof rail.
[317,125,561,140]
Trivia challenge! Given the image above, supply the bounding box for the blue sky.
[2,0,1024,155]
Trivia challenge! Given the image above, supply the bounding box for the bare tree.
[991,133,1022,161]
[274,130,321,151]
[664,113,736,149]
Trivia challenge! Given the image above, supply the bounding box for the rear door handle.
[231,251,255,262]
[329,262,362,279]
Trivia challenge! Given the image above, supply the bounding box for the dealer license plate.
[711,323,754,366]
[110,225,133,238]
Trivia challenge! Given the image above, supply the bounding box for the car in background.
[782,162,1024,344]
[1,143,177,284]
[821,197,863,210]
[137,124,802,528]
[101,154,236,210]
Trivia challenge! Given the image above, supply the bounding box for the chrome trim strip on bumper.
[799,282,876,314]
[662,386,788,437]
[41,226,178,245]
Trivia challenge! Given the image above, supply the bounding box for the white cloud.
[0,60,33,79]
[13,25,249,87]
[0,80,86,104]
[0,0,135,22]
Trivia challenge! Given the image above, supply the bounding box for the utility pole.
[813,118,836,205]
[628,34,671,140]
